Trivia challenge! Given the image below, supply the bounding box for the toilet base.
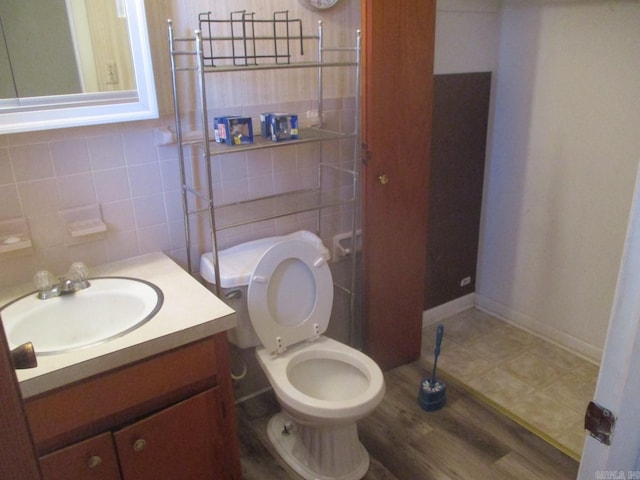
[267,412,369,480]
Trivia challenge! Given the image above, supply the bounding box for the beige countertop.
[0,252,236,399]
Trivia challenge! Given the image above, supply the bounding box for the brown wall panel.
[425,72,491,309]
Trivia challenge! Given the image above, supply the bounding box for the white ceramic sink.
[1,277,163,355]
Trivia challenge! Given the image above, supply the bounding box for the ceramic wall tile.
[101,200,136,232]
[128,162,163,197]
[0,148,15,185]
[51,138,91,176]
[17,179,58,215]
[132,194,167,227]
[10,143,54,181]
[0,185,21,220]
[94,168,131,203]
[122,129,157,165]
[87,135,126,170]
[56,172,96,209]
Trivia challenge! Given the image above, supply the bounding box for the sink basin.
[1,277,163,355]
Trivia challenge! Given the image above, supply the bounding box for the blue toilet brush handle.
[430,324,444,386]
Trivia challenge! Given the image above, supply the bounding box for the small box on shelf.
[214,116,254,145]
[260,113,299,142]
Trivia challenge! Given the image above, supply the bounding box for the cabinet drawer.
[26,336,219,454]
[39,432,121,480]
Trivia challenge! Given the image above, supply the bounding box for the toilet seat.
[248,239,333,354]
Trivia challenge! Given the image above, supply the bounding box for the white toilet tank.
[200,230,330,348]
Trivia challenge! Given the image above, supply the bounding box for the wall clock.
[298,0,341,11]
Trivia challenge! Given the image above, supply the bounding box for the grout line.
[424,355,582,461]
[425,309,589,461]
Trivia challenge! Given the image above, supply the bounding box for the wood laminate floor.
[236,355,579,479]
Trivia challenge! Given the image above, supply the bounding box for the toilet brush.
[418,323,447,412]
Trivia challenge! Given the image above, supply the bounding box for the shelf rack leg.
[195,30,222,296]
[168,20,194,275]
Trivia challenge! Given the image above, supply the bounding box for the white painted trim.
[578,163,640,476]
[422,293,475,327]
[0,0,157,134]
[425,292,603,363]
[475,293,603,363]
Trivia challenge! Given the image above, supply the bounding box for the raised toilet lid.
[247,239,333,354]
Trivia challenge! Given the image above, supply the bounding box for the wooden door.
[361,1,436,370]
[113,388,226,480]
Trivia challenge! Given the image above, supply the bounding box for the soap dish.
[0,218,32,254]
[67,218,108,238]
[60,204,107,242]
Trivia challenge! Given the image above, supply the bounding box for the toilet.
[200,231,385,480]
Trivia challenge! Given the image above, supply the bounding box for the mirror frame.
[0,0,158,135]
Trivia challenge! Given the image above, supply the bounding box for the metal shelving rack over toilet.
[167,12,362,344]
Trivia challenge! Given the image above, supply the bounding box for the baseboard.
[422,293,475,327]
[474,294,602,364]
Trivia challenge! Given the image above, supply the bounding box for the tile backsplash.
[0,98,356,290]
[1,119,171,287]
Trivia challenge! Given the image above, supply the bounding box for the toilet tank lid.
[199,230,330,288]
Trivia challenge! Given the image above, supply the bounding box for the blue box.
[269,114,299,142]
[222,117,254,145]
[213,116,239,143]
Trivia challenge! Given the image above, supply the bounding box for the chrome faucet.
[34,262,91,300]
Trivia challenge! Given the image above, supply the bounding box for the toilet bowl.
[201,231,384,480]
[257,337,384,480]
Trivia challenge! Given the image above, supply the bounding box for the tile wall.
[0,97,356,290]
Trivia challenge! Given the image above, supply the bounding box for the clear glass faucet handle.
[68,261,89,281]
[33,270,55,292]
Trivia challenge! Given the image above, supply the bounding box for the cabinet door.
[0,319,41,480]
[39,432,121,480]
[361,0,436,369]
[113,388,226,480]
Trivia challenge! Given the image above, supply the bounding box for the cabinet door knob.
[133,438,147,452]
[87,455,102,469]
[378,174,389,185]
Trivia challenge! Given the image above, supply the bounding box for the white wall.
[476,1,640,362]
[423,0,500,324]
[434,0,501,75]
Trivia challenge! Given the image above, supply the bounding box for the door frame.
[578,163,640,476]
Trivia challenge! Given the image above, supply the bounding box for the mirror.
[0,0,157,134]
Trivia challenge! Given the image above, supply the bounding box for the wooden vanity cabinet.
[25,333,241,480]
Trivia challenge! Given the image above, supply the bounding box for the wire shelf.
[198,10,308,67]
